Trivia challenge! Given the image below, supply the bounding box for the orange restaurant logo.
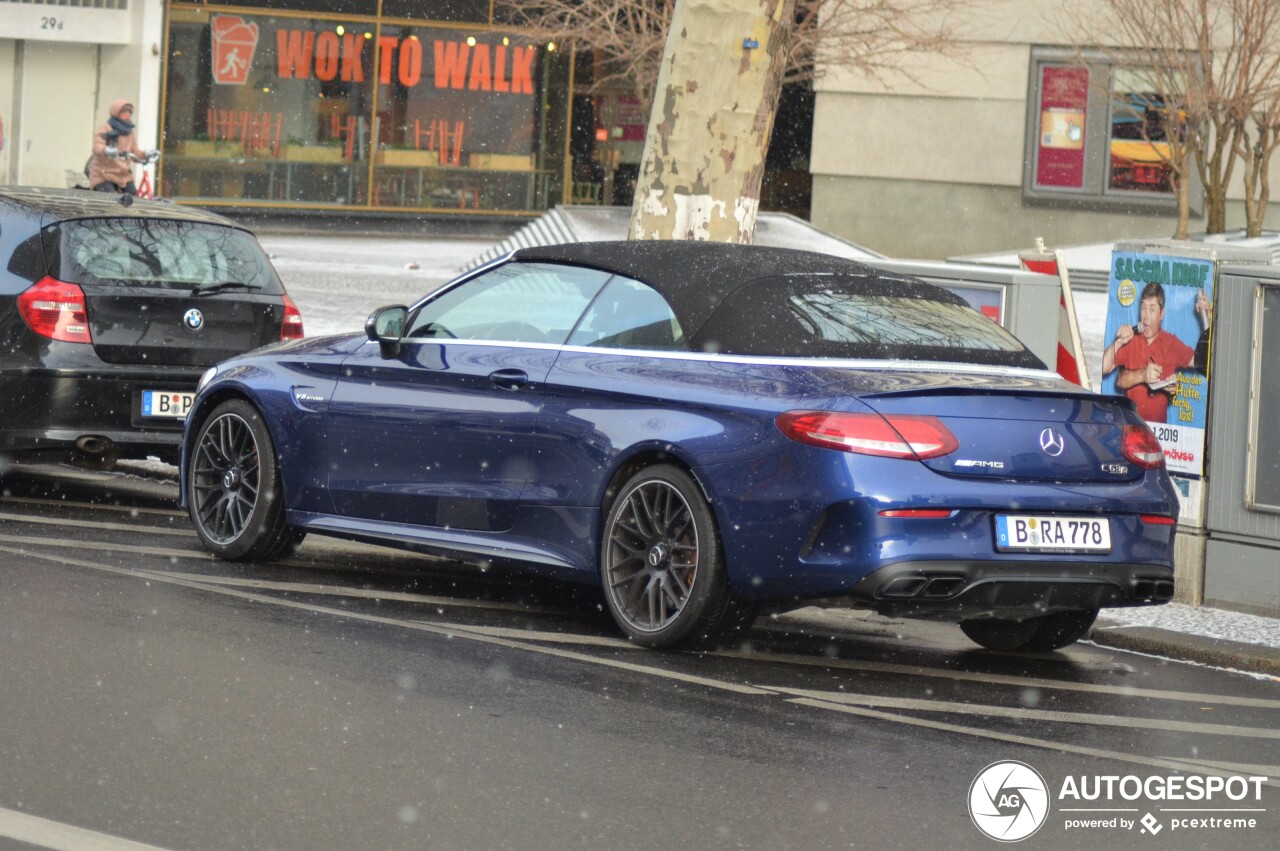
[211,16,260,85]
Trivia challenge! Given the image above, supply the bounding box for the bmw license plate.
[141,390,194,420]
[995,515,1111,553]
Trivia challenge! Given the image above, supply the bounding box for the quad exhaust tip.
[880,573,967,599]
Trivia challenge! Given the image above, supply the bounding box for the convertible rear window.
[693,274,1044,368]
[43,218,282,293]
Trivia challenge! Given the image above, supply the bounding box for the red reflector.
[280,294,304,340]
[878,509,953,518]
[1121,424,1165,469]
[1140,515,1176,525]
[17,276,92,344]
[776,411,958,460]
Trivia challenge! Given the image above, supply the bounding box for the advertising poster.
[1101,252,1214,486]
[1035,66,1089,190]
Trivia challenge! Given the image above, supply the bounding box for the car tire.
[188,398,304,561]
[600,464,755,650]
[959,617,1043,652]
[1021,608,1099,651]
[960,608,1099,652]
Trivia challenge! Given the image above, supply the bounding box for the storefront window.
[1023,49,1192,211]
[161,1,568,214]
[1107,69,1178,196]
[370,26,559,211]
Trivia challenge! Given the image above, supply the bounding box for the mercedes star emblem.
[1039,427,1065,457]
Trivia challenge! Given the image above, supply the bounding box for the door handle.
[489,368,529,391]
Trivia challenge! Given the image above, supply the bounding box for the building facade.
[1,0,164,188]
[158,1,573,215]
[809,1,1280,259]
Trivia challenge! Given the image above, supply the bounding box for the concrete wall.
[810,1,1280,259]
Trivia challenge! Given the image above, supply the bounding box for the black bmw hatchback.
[0,187,302,467]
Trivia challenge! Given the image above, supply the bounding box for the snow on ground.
[1097,603,1280,650]
[247,232,1274,647]
[258,234,500,337]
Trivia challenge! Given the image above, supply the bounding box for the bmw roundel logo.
[183,308,205,331]
[1039,427,1065,457]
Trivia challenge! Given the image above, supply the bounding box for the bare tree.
[502,0,973,113]
[1065,0,1280,237]
[626,0,796,242]
[1227,0,1280,236]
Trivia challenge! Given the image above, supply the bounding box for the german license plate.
[995,515,1111,553]
[141,390,194,419]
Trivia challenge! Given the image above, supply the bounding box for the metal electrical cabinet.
[1204,264,1280,616]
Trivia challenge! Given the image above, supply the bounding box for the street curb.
[1088,623,1280,677]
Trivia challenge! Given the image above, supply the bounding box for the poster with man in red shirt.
[1101,251,1213,478]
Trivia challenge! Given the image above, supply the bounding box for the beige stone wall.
[12,41,101,189]
[0,40,13,183]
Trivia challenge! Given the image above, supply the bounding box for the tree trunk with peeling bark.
[628,0,795,242]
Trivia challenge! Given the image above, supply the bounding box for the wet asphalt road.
[0,465,1276,851]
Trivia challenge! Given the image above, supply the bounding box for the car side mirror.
[366,305,407,359]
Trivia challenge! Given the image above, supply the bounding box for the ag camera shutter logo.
[969,760,1050,842]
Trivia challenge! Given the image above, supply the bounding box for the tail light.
[776,411,958,460]
[1140,514,1176,525]
[280,294,304,340]
[17,277,92,344]
[1121,424,1165,469]
[879,509,954,518]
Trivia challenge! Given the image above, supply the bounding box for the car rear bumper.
[0,368,201,461]
[847,559,1175,621]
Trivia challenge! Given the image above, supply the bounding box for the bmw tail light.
[1121,424,1165,469]
[17,277,92,344]
[776,411,958,460]
[280,294,304,340]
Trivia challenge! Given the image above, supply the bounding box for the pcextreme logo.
[970,761,1270,842]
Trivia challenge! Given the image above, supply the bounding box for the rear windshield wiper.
[191,281,266,296]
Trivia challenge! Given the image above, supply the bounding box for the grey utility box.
[869,259,1062,367]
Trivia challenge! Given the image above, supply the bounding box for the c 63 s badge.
[1101,463,1130,475]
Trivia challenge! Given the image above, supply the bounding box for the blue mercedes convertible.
[179,241,1178,651]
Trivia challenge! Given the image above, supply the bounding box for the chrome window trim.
[364,336,1062,381]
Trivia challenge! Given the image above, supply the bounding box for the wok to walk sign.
[208,18,537,96]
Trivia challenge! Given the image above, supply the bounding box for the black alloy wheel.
[601,464,755,649]
[188,398,303,561]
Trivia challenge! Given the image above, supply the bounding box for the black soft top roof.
[512,240,936,334]
[0,186,243,228]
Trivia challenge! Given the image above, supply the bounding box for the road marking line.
[0,534,205,560]
[785,698,1280,788]
[712,648,1280,709]
[771,687,1280,740]
[0,495,182,517]
[0,545,774,697]
[1155,756,1280,777]
[0,512,194,537]
[133,570,573,616]
[0,806,172,851]
[10,542,1274,775]
[428,622,640,649]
